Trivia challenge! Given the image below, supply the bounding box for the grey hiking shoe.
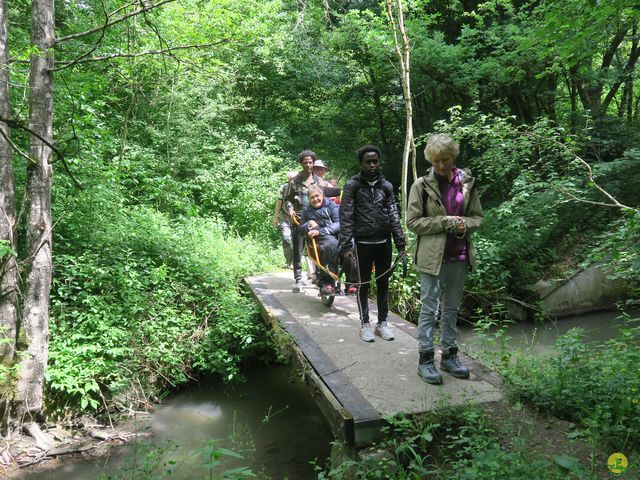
[292,280,302,293]
[375,321,394,341]
[440,346,470,379]
[360,323,375,342]
[417,351,442,385]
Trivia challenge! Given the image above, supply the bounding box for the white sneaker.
[292,280,302,293]
[360,323,375,342]
[375,321,394,341]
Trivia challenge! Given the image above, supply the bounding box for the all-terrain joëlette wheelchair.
[305,236,358,307]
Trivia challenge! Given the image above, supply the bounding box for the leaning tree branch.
[0,126,32,164]
[55,0,177,43]
[524,131,637,212]
[562,192,632,209]
[565,149,634,210]
[0,116,84,190]
[53,41,230,68]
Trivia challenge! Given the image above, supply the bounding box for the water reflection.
[24,366,332,480]
[459,309,633,357]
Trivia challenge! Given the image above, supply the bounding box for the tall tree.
[13,0,54,431]
[386,0,416,216]
[0,0,19,435]
[0,0,18,368]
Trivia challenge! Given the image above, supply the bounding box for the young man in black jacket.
[339,145,406,342]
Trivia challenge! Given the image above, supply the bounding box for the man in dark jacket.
[339,145,406,342]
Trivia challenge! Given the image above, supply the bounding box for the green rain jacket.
[406,167,483,276]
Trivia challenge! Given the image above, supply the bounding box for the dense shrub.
[48,203,279,414]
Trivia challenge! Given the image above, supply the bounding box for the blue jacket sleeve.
[320,201,340,237]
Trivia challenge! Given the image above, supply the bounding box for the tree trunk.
[600,25,640,116]
[321,0,332,27]
[14,0,54,426]
[0,0,18,368]
[0,0,19,436]
[386,0,416,221]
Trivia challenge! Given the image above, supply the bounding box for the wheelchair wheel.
[321,292,335,307]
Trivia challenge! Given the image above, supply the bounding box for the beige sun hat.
[313,159,329,170]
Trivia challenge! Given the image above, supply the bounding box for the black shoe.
[440,346,470,379]
[417,351,442,385]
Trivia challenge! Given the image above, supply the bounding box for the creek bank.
[330,400,624,479]
[0,413,153,479]
[4,365,333,480]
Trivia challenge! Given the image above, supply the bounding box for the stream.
[458,309,632,357]
[22,366,332,480]
[21,309,633,479]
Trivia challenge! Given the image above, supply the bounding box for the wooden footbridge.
[245,271,502,448]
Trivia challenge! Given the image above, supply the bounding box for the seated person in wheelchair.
[300,186,340,295]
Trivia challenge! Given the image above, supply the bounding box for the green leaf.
[216,447,244,459]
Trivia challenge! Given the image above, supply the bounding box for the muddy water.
[459,309,633,357]
[25,366,332,480]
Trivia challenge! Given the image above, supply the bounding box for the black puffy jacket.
[338,173,405,253]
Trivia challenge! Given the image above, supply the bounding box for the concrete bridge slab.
[245,271,502,447]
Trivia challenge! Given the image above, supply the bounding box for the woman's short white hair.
[424,133,459,161]
[307,185,323,197]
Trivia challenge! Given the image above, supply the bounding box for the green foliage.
[388,242,421,322]
[317,407,587,479]
[48,199,280,414]
[504,319,640,450]
[96,439,257,480]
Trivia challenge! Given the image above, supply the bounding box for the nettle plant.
[505,321,640,451]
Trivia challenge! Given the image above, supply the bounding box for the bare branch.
[0,116,84,190]
[53,41,229,68]
[0,126,31,163]
[567,150,633,210]
[563,191,631,209]
[53,3,110,72]
[55,0,177,44]
[112,0,140,17]
[524,131,638,212]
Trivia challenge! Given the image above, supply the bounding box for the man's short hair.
[298,149,317,162]
[357,145,381,162]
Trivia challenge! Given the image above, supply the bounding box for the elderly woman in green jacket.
[406,134,483,385]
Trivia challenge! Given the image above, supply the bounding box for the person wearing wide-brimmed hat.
[313,159,341,205]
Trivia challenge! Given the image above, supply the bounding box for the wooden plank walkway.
[245,271,502,447]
